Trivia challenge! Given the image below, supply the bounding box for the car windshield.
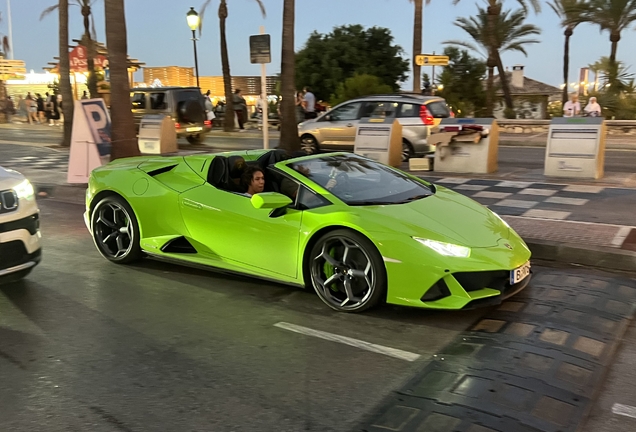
[288,154,434,205]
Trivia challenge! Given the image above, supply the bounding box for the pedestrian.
[584,96,602,117]
[26,94,39,124]
[81,90,89,100]
[3,95,15,123]
[232,88,247,131]
[295,90,305,123]
[563,93,581,117]
[36,93,46,123]
[204,90,215,122]
[302,87,317,120]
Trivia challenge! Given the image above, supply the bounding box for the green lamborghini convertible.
[84,149,531,312]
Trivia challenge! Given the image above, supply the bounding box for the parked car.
[0,166,41,284]
[297,93,452,161]
[130,86,212,145]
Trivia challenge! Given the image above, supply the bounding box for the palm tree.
[410,0,431,93]
[104,0,138,159]
[58,0,74,147]
[41,1,100,98]
[548,0,590,104]
[452,0,540,115]
[278,0,300,152]
[0,13,10,56]
[200,0,265,132]
[445,5,541,116]
[584,0,636,89]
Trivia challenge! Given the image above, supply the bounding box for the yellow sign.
[415,55,449,66]
[0,59,27,80]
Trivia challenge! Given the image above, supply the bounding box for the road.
[0,200,487,432]
[3,125,635,173]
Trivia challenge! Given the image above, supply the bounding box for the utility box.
[353,117,402,168]
[544,117,606,179]
[138,114,178,155]
[430,118,499,174]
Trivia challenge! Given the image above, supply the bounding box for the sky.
[2,0,636,89]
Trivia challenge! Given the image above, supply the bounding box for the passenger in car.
[241,166,266,197]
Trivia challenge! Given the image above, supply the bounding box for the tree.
[592,56,634,91]
[0,12,10,56]
[58,0,74,147]
[278,0,299,152]
[548,0,590,104]
[295,25,409,102]
[410,0,431,93]
[452,0,541,113]
[104,0,138,159]
[201,0,265,132]
[584,0,636,90]
[435,47,487,117]
[331,74,393,105]
[445,4,540,116]
[41,1,100,98]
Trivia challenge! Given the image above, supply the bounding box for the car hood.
[0,166,26,190]
[357,186,509,248]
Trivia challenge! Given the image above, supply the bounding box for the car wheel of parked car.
[402,140,414,162]
[186,134,203,145]
[300,134,319,154]
[91,195,142,264]
[309,229,387,313]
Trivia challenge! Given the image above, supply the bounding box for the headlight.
[14,179,34,199]
[413,237,471,258]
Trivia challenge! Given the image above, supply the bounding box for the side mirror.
[251,192,292,209]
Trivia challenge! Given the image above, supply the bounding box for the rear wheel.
[402,140,414,162]
[301,134,319,154]
[91,195,142,264]
[309,229,387,312]
[186,134,203,145]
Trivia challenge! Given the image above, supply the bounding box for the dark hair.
[241,166,264,190]
[234,88,241,94]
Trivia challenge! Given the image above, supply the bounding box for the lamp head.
[187,7,199,31]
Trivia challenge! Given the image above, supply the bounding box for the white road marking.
[518,188,558,196]
[545,196,589,206]
[612,403,636,419]
[473,191,512,199]
[611,226,633,247]
[437,177,469,184]
[455,184,490,191]
[493,199,539,209]
[496,181,534,188]
[522,209,571,220]
[274,322,421,362]
[503,215,634,229]
[563,185,605,193]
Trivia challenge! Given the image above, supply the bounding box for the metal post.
[260,26,268,149]
[191,29,199,88]
[431,51,435,95]
[7,0,14,59]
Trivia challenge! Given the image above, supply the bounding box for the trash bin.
[430,118,499,174]
[544,117,606,179]
[353,117,403,167]
[138,114,178,155]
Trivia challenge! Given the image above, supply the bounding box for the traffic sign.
[0,59,26,80]
[249,34,271,64]
[415,55,449,66]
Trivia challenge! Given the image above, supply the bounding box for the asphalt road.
[0,200,487,432]
[3,125,635,173]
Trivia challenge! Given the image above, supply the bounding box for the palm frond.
[40,4,59,21]
[255,0,266,18]
[2,36,9,54]
[198,0,213,37]
[443,39,486,57]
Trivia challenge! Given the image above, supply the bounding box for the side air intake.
[161,236,197,254]
[147,165,177,177]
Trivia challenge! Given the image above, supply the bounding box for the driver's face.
[251,172,265,193]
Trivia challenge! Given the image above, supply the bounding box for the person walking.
[36,93,46,123]
[3,96,15,123]
[302,87,316,120]
[232,89,247,131]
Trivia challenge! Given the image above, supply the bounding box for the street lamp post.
[186,7,200,88]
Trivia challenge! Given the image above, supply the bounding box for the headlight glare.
[414,237,471,258]
[14,179,34,199]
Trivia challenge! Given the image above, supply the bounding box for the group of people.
[1,92,63,125]
[563,93,602,117]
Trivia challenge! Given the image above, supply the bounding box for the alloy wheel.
[311,236,376,311]
[94,202,134,259]
[402,142,412,162]
[301,136,318,154]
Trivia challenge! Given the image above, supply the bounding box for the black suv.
[130,86,211,145]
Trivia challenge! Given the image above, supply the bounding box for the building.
[492,65,561,119]
[143,66,194,87]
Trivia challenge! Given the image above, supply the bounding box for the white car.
[0,166,41,283]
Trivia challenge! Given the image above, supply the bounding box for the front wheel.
[309,229,387,312]
[91,195,142,264]
[402,140,414,162]
[300,134,319,154]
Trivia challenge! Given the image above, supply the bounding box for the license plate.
[510,261,531,285]
[186,127,202,132]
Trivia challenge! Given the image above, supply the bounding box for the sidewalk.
[1,141,635,273]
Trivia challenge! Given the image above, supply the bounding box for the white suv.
[0,167,41,283]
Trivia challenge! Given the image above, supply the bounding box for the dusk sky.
[3,0,636,89]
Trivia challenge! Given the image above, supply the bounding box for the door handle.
[182,199,202,210]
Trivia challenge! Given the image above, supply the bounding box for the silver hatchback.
[297,94,452,161]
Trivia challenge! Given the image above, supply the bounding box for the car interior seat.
[227,156,248,193]
[207,156,228,188]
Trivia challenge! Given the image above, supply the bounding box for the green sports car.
[84,149,532,313]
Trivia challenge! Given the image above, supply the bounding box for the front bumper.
[0,212,42,278]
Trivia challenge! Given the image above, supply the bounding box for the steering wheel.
[331,172,349,192]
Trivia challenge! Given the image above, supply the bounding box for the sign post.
[249,28,271,149]
[415,54,449,66]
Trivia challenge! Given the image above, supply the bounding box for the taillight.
[175,122,181,129]
[419,105,435,125]
[204,120,212,127]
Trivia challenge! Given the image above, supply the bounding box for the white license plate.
[510,261,531,284]
[186,127,202,132]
